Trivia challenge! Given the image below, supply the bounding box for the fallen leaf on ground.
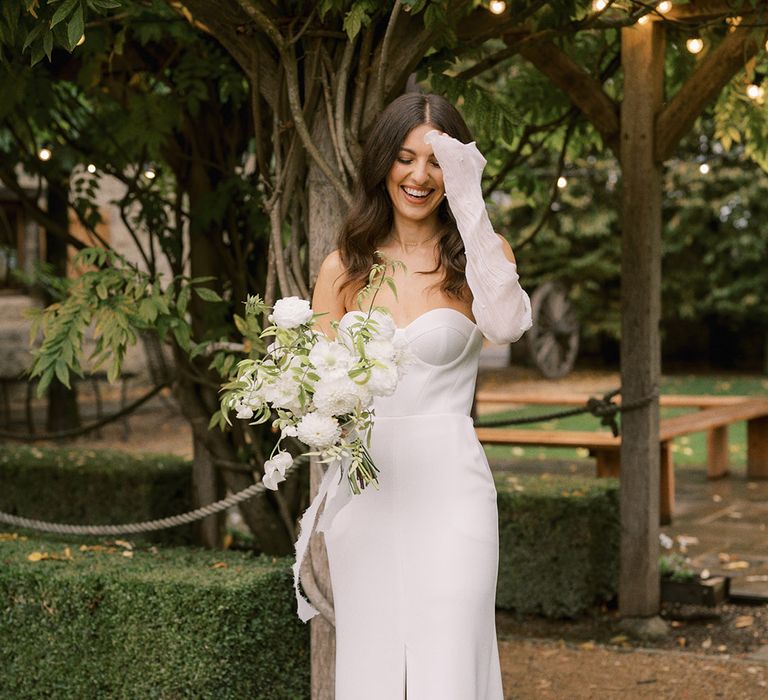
[701,638,712,649]
[609,635,628,644]
[578,641,595,650]
[677,637,687,647]
[723,561,750,570]
[735,615,754,629]
[122,550,134,558]
[0,533,27,542]
[27,552,47,562]
[211,561,228,569]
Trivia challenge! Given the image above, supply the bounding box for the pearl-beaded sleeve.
[424,130,532,345]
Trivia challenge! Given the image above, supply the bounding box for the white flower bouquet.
[218,258,412,495]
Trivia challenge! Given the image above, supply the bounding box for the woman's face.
[385,123,445,227]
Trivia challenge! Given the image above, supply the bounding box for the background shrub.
[495,473,620,618]
[0,446,194,545]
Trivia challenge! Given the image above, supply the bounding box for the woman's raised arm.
[425,130,532,345]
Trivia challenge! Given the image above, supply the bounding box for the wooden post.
[707,426,730,478]
[747,416,768,479]
[618,20,665,618]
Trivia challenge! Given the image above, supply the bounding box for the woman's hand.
[423,130,487,202]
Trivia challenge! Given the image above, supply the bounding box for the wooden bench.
[475,395,768,525]
[475,392,753,478]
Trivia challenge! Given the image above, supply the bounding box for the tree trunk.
[307,115,347,699]
[192,433,225,548]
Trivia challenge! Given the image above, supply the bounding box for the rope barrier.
[473,387,658,436]
[0,387,659,536]
[0,383,170,442]
[0,461,302,536]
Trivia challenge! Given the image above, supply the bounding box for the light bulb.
[637,14,650,25]
[592,0,608,11]
[144,168,157,179]
[489,0,506,14]
[698,163,710,175]
[747,83,764,101]
[87,163,96,174]
[38,147,52,161]
[557,176,568,189]
[657,1,672,13]
[686,37,703,54]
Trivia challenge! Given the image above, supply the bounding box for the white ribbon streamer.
[292,456,352,622]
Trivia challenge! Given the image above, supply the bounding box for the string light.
[656,1,672,13]
[38,146,52,161]
[143,167,157,180]
[699,163,710,175]
[636,14,650,25]
[747,73,764,101]
[557,176,568,189]
[592,0,608,11]
[87,164,96,174]
[686,35,704,54]
[488,0,506,14]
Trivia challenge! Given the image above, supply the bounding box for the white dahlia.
[313,375,365,416]
[296,412,342,449]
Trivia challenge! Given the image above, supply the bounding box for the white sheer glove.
[424,130,532,345]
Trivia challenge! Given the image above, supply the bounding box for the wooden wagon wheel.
[525,281,580,379]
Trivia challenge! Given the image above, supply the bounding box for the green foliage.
[0,445,194,545]
[26,247,227,395]
[495,473,619,618]
[0,535,309,699]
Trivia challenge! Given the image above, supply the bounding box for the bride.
[308,92,531,699]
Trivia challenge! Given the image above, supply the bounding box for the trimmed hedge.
[0,535,310,699]
[495,473,620,618]
[0,446,194,545]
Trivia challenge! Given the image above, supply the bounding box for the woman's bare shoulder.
[319,249,347,277]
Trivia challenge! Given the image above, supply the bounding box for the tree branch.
[234,0,352,206]
[655,25,768,161]
[516,39,620,155]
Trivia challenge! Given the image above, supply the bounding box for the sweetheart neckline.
[341,306,478,332]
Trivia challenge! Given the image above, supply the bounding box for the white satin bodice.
[340,307,483,418]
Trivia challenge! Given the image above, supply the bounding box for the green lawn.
[480,374,768,472]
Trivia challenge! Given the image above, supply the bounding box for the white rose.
[365,339,395,363]
[313,375,364,416]
[336,309,396,347]
[296,412,342,449]
[309,338,352,379]
[366,362,398,396]
[368,310,396,341]
[269,296,313,329]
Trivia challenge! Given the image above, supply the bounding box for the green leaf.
[194,287,223,303]
[22,23,44,52]
[54,358,71,388]
[50,0,79,28]
[67,5,84,51]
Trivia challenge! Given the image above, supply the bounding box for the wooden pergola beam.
[667,0,761,21]
[655,25,767,161]
[516,39,620,154]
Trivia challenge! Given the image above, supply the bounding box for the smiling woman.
[308,93,531,700]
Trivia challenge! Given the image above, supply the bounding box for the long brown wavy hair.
[338,93,474,302]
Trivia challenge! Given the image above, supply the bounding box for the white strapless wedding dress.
[322,307,504,700]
